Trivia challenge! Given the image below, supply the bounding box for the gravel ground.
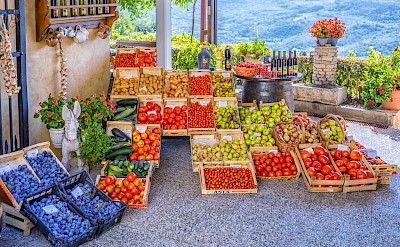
[1,122,399,247]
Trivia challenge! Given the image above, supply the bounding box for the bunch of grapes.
[25,151,69,188]
[0,165,41,202]
[30,195,92,242]
[65,183,120,222]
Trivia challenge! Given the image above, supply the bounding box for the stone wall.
[312,47,338,86]
[0,2,111,149]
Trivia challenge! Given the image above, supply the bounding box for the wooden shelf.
[35,0,119,42]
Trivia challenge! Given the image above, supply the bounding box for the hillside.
[171,0,400,56]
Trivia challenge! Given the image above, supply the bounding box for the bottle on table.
[282,51,287,78]
[71,0,78,17]
[198,44,211,70]
[60,0,69,17]
[224,45,232,71]
[293,50,298,76]
[287,51,293,76]
[271,51,276,78]
[276,51,282,78]
[79,0,87,16]
[88,0,95,15]
[216,48,223,70]
[51,0,60,18]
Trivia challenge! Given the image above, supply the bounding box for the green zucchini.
[116,107,127,114]
[114,155,129,161]
[106,147,133,160]
[111,128,131,141]
[116,98,138,107]
[110,142,132,150]
[111,136,128,142]
[126,114,137,121]
[114,108,136,121]
[116,117,133,122]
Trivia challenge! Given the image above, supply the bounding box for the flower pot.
[328,37,339,46]
[382,90,400,111]
[49,127,65,148]
[317,38,328,46]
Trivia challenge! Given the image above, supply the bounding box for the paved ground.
[1,121,399,247]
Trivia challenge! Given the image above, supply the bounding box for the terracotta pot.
[382,90,400,110]
[49,127,65,148]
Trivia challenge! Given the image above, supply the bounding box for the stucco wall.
[1,2,111,150]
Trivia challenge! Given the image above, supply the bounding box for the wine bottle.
[79,0,87,16]
[271,51,276,78]
[51,0,60,18]
[224,46,232,71]
[71,0,78,17]
[287,51,293,76]
[282,51,287,78]
[277,51,282,78]
[60,0,69,17]
[88,0,95,15]
[293,50,298,76]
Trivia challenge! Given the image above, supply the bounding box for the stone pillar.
[312,47,338,86]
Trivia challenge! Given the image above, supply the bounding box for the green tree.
[119,0,193,17]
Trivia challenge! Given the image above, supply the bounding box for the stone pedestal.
[293,83,347,106]
[312,47,338,86]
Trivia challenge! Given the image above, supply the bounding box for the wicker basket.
[294,116,321,144]
[334,115,348,136]
[317,114,346,147]
[273,116,305,152]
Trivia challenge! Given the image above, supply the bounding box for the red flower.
[48,112,53,117]
[100,96,106,102]
[52,99,56,104]
[38,102,42,106]
[86,100,90,106]
[367,100,373,105]
[242,52,247,57]
[393,75,397,79]
[378,86,383,94]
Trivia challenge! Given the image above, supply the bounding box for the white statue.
[61,101,87,172]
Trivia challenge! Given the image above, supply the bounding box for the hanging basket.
[49,127,65,148]
[273,116,306,152]
[317,114,346,146]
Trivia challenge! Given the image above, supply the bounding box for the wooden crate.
[109,96,138,124]
[164,70,189,99]
[95,163,154,209]
[22,142,69,176]
[110,68,140,97]
[2,203,34,236]
[188,98,216,134]
[188,70,213,97]
[214,97,241,132]
[134,124,161,168]
[295,145,344,192]
[138,67,164,97]
[190,133,222,172]
[211,71,235,97]
[162,98,188,136]
[241,124,277,148]
[217,131,250,162]
[0,151,41,211]
[106,121,134,138]
[248,146,279,154]
[248,148,301,180]
[198,161,258,194]
[137,95,163,125]
[371,164,398,176]
[378,175,391,185]
[327,145,378,193]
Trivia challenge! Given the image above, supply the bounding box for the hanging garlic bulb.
[58,39,68,101]
[0,15,20,96]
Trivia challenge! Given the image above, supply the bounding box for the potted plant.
[361,46,400,110]
[233,38,270,64]
[309,19,329,46]
[34,94,67,148]
[327,17,346,46]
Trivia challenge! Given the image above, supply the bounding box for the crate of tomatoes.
[296,144,344,192]
[163,98,188,136]
[249,147,301,180]
[188,70,213,97]
[328,144,377,193]
[199,161,258,194]
[114,48,137,70]
[137,96,163,125]
[131,125,161,168]
[188,98,215,134]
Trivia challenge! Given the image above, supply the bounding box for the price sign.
[231,164,242,168]
[327,188,334,192]
[194,72,203,77]
[119,70,136,79]
[222,73,231,78]
[270,150,278,154]
[213,190,230,195]
[140,86,147,92]
[42,205,59,214]
[347,135,354,141]
[223,136,233,141]
[254,132,261,137]
[366,149,377,158]
[26,149,39,159]
[199,100,209,106]
[218,101,228,107]
[143,68,161,76]
[249,107,256,112]
[304,148,314,154]
[337,144,350,151]
[71,186,84,199]
[147,110,157,115]
[136,126,147,133]
[123,130,132,139]
[0,165,12,175]
[322,129,330,135]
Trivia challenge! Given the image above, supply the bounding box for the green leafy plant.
[79,125,112,167]
[361,46,400,109]
[118,0,193,17]
[34,94,68,129]
[231,37,270,61]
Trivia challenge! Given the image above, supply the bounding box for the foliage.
[34,94,68,129]
[79,125,112,167]
[230,37,271,61]
[309,18,346,38]
[297,55,313,84]
[118,0,192,17]
[71,92,116,131]
[361,46,400,108]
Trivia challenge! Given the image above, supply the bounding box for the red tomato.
[317,155,330,165]
[173,106,181,115]
[127,172,136,182]
[321,165,332,175]
[171,125,178,130]
[145,102,155,110]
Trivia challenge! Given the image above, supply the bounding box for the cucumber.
[110,142,132,150]
[114,108,136,121]
[114,155,129,161]
[111,128,131,141]
[126,114,137,121]
[116,117,133,122]
[116,107,127,114]
[111,136,129,142]
[116,98,138,107]
[106,147,133,160]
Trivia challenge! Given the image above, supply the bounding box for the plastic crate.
[58,171,126,236]
[22,186,97,247]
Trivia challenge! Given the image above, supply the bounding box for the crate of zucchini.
[110,97,139,124]
[101,159,152,178]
